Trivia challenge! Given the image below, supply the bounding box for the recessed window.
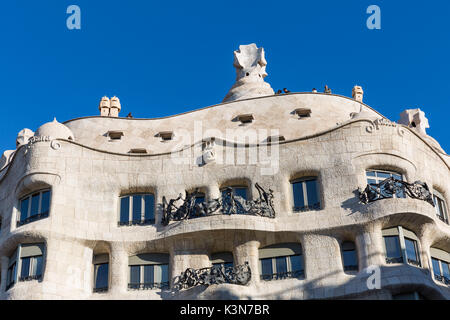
[433,190,448,224]
[157,131,174,141]
[93,254,109,293]
[258,243,304,281]
[382,227,421,267]
[430,248,450,285]
[220,186,248,200]
[211,252,234,272]
[7,243,45,291]
[236,114,254,124]
[129,148,147,154]
[119,194,155,226]
[18,189,51,227]
[128,253,169,290]
[291,177,321,212]
[366,170,405,198]
[342,241,358,272]
[107,131,124,140]
[293,108,312,118]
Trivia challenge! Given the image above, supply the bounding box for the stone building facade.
[0,44,449,300]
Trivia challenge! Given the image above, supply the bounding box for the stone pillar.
[109,243,128,295]
[300,234,342,284]
[233,240,259,284]
[355,224,385,269]
[208,184,221,201]
[0,256,8,292]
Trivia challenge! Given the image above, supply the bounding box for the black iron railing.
[19,275,42,282]
[386,257,403,264]
[434,274,450,285]
[293,203,321,212]
[344,265,359,272]
[260,270,305,281]
[118,218,155,227]
[17,212,49,227]
[128,282,169,290]
[93,286,108,293]
[407,259,421,267]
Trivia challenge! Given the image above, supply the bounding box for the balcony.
[434,274,450,285]
[162,183,275,226]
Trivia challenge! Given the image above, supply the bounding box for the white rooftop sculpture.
[398,108,429,135]
[223,44,274,102]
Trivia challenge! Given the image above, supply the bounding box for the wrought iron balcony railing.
[128,282,169,290]
[344,265,359,272]
[17,212,49,227]
[359,178,434,206]
[260,270,305,281]
[175,262,251,290]
[118,218,155,227]
[293,203,321,213]
[162,183,275,226]
[434,274,450,285]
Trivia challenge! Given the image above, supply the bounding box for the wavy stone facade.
[0,47,449,300]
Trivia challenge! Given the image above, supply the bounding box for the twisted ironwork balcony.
[359,178,434,206]
[260,270,305,281]
[93,286,108,293]
[16,212,49,227]
[386,257,404,264]
[175,262,251,290]
[118,218,155,227]
[162,183,275,226]
[128,282,169,290]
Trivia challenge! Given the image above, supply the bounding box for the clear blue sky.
[1,0,449,153]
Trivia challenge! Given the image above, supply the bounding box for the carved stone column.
[109,243,128,295]
[0,256,8,292]
[233,240,259,284]
[356,223,385,269]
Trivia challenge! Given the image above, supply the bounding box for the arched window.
[366,170,405,198]
[258,243,304,281]
[211,252,234,271]
[382,227,421,267]
[7,243,45,291]
[17,189,51,227]
[433,190,448,224]
[128,253,169,290]
[119,193,155,226]
[93,254,109,293]
[430,248,450,285]
[291,177,321,212]
[342,241,358,272]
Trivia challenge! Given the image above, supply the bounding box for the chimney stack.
[352,86,364,102]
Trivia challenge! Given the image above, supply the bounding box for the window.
[128,253,169,290]
[433,191,448,224]
[6,243,45,290]
[342,241,358,272]
[258,243,304,281]
[18,190,51,227]
[430,248,450,285]
[392,292,425,300]
[366,170,405,198]
[211,252,234,272]
[93,254,109,293]
[291,177,320,212]
[382,227,421,267]
[119,194,155,226]
[221,186,248,200]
